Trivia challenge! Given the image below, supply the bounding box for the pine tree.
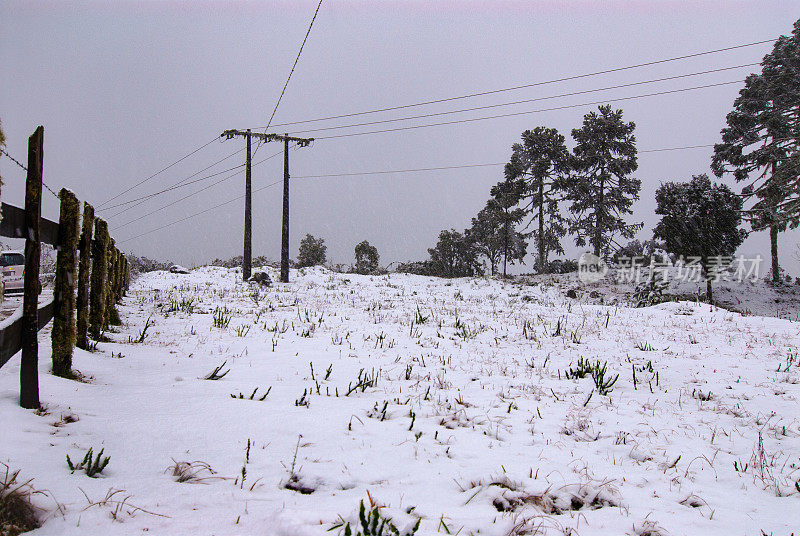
[711,19,800,283]
[653,174,746,302]
[489,178,528,277]
[566,105,642,257]
[504,127,570,272]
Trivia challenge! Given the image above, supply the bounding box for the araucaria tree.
[711,19,800,283]
[653,174,746,302]
[504,127,570,272]
[354,240,379,274]
[296,234,326,268]
[566,105,642,257]
[489,178,527,277]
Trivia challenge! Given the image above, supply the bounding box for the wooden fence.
[0,126,129,409]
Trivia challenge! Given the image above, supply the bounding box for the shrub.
[547,258,578,274]
[127,254,173,274]
[426,229,482,278]
[297,234,326,268]
[354,241,380,274]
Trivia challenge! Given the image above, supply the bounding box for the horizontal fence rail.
[0,202,59,246]
[0,298,54,369]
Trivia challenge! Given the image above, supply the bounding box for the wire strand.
[111,149,284,231]
[311,80,744,140]
[97,136,219,208]
[255,38,774,129]
[252,0,323,157]
[282,65,756,135]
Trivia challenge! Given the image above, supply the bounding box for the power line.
[256,38,774,129]
[286,147,716,181]
[311,80,744,140]
[285,65,756,135]
[104,147,246,219]
[111,149,284,231]
[252,0,324,157]
[102,162,245,212]
[117,143,718,242]
[119,177,283,243]
[97,136,219,208]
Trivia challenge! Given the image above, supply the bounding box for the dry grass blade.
[166,460,223,484]
[0,462,42,535]
[79,487,169,520]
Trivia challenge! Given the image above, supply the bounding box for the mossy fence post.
[88,218,108,339]
[20,126,43,409]
[51,189,80,377]
[105,241,120,327]
[76,202,94,349]
[114,248,123,301]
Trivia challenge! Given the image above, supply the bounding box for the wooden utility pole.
[282,136,290,283]
[244,130,252,280]
[20,126,43,409]
[221,130,313,283]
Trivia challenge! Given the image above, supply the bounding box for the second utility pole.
[244,129,252,281]
[281,136,290,283]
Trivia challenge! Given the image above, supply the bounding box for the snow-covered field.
[2,266,799,535]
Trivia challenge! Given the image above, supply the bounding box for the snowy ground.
[2,266,799,535]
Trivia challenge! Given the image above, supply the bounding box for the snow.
[2,266,799,535]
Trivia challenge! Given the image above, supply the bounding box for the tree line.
[401,18,800,297]
[400,104,644,278]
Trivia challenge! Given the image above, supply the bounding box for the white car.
[1,250,25,293]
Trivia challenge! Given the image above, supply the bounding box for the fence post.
[120,255,127,296]
[20,126,43,409]
[51,189,80,378]
[114,249,122,301]
[76,202,94,349]
[124,256,130,292]
[88,218,108,339]
[105,241,120,327]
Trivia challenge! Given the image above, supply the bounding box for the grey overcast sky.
[1,1,799,273]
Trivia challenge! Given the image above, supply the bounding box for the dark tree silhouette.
[654,174,746,302]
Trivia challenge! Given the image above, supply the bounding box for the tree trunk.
[503,221,509,278]
[538,180,545,272]
[595,173,605,257]
[770,224,780,283]
[706,277,713,303]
